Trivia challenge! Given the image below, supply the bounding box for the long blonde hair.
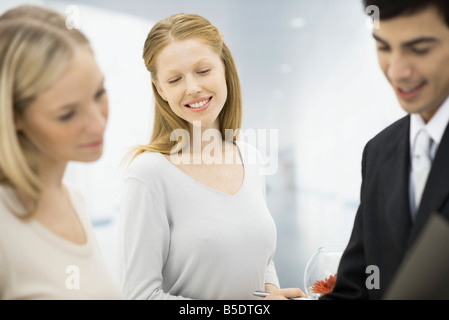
[131,13,242,160]
[0,5,91,216]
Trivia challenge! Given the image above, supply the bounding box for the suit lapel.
[408,121,449,246]
[380,117,412,258]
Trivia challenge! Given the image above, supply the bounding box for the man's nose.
[387,52,413,83]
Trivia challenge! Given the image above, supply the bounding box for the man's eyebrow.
[372,33,387,45]
[372,33,439,47]
[402,37,439,47]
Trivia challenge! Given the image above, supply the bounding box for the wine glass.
[304,245,344,299]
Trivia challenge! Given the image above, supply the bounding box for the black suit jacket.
[322,115,449,300]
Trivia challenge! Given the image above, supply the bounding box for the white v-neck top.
[117,141,279,300]
[0,184,122,300]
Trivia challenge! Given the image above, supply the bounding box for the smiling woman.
[132,13,242,156]
[117,13,306,300]
[153,38,228,131]
[0,5,121,299]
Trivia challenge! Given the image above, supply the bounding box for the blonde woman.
[0,5,121,299]
[118,13,305,300]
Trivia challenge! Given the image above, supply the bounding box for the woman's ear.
[154,81,167,101]
[14,112,23,132]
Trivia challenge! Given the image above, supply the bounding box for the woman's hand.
[263,287,306,300]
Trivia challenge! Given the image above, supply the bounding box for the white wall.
[289,2,406,259]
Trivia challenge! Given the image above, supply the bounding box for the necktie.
[411,129,433,220]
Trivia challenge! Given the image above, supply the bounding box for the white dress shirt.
[409,96,449,216]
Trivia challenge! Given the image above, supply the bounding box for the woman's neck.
[34,155,68,192]
[188,123,223,154]
[14,158,68,215]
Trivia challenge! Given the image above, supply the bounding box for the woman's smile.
[184,96,213,112]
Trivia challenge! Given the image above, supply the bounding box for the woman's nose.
[185,76,201,95]
[86,102,108,135]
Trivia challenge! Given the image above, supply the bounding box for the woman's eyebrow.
[53,77,105,112]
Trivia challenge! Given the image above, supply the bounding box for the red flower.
[311,274,337,295]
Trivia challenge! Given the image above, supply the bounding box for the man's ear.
[154,81,167,101]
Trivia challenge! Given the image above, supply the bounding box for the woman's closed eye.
[95,88,107,99]
[168,77,181,84]
[167,69,211,84]
[59,110,75,121]
[197,69,211,75]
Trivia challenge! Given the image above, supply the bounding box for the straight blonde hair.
[0,5,91,217]
[131,13,242,160]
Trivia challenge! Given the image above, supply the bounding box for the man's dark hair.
[363,0,449,27]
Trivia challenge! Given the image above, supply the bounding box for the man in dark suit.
[265,0,449,301]
[321,0,449,299]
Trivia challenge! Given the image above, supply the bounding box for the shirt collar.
[410,95,449,157]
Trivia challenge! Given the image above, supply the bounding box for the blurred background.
[1,0,406,292]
